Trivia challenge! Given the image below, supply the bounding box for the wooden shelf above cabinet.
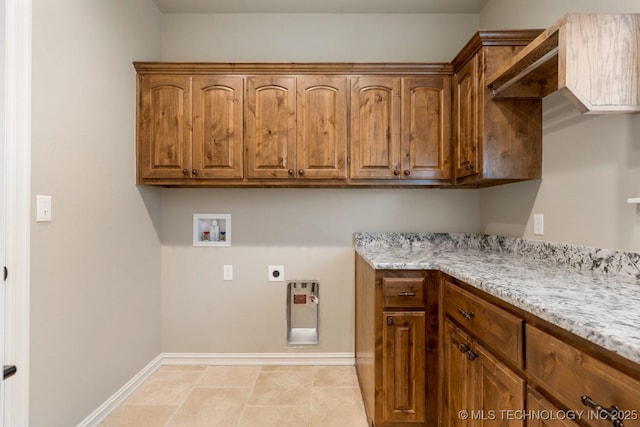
[486,13,640,114]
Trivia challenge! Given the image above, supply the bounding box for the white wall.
[30,1,162,425]
[158,14,482,354]
[479,0,640,251]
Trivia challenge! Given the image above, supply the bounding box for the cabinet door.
[382,311,426,424]
[350,77,401,179]
[453,56,479,179]
[246,76,296,179]
[137,74,192,180]
[527,388,581,427]
[402,77,452,180]
[443,320,473,427]
[472,341,525,426]
[192,76,243,179]
[296,76,348,179]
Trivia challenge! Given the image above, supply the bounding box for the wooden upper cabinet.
[453,57,479,179]
[246,76,297,179]
[192,76,243,179]
[451,31,543,186]
[296,76,348,179]
[403,77,452,180]
[350,77,402,179]
[137,74,192,180]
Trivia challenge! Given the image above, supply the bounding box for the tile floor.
[99,365,370,427]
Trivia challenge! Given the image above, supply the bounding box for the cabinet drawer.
[382,277,425,308]
[527,325,640,427]
[443,280,523,367]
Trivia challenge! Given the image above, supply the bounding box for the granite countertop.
[355,233,640,365]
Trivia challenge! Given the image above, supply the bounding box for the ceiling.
[152,0,489,14]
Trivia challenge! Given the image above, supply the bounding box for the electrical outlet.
[268,265,284,282]
[223,265,233,281]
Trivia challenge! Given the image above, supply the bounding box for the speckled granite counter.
[355,233,640,365]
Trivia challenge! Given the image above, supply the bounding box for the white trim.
[3,0,31,426]
[75,355,163,427]
[161,352,355,366]
[76,352,355,426]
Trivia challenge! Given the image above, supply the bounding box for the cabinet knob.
[403,170,411,176]
[387,317,395,326]
[288,169,295,176]
[192,169,199,176]
[466,350,478,361]
[458,343,470,354]
[298,169,304,176]
[182,169,189,176]
[465,163,474,171]
[393,169,400,176]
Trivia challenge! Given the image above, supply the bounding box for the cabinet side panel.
[355,254,376,425]
[482,46,542,180]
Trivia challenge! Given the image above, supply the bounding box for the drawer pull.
[457,308,475,320]
[458,343,470,354]
[387,317,394,326]
[397,291,416,297]
[581,396,625,427]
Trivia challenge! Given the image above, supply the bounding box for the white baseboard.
[76,354,163,427]
[161,352,355,366]
[76,352,354,426]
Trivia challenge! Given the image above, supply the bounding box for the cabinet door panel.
[246,76,296,179]
[454,56,479,179]
[382,311,426,424]
[527,388,581,427]
[138,75,192,179]
[297,77,347,179]
[472,342,525,427]
[402,77,452,180]
[192,76,243,179]
[350,77,401,179]
[443,320,473,427]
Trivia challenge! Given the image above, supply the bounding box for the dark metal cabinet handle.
[192,169,199,176]
[393,169,400,176]
[581,396,625,427]
[457,308,475,320]
[397,290,416,297]
[387,317,394,326]
[465,163,474,171]
[403,170,411,176]
[298,169,304,176]
[182,168,189,176]
[288,169,295,176]
[458,343,478,361]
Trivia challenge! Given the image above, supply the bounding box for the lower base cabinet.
[355,254,439,426]
[442,320,525,427]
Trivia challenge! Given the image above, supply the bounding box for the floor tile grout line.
[235,365,263,426]
[162,366,209,427]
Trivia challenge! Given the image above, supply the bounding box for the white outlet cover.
[268,265,284,282]
[223,265,233,281]
[533,213,544,236]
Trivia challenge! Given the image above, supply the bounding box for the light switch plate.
[533,213,544,236]
[223,265,233,281]
[36,195,52,222]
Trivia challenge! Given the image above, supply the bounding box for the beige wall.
[159,189,480,353]
[158,13,482,354]
[479,0,640,251]
[30,1,162,426]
